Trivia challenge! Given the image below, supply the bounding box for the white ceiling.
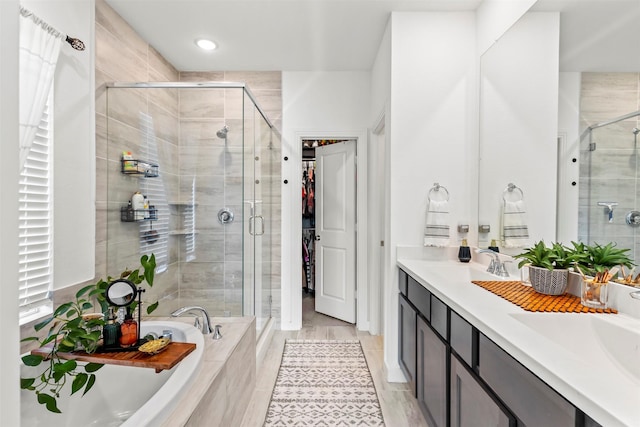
[106,0,640,72]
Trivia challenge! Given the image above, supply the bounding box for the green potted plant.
[575,241,634,276]
[514,241,577,295]
[569,242,634,308]
[21,254,158,414]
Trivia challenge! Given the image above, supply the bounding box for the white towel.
[424,199,450,247]
[502,200,530,248]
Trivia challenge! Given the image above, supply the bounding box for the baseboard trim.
[384,360,409,383]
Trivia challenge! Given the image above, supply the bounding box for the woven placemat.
[471,281,617,314]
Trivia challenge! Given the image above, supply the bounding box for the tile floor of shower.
[240,292,428,427]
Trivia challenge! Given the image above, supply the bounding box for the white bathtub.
[21,321,204,427]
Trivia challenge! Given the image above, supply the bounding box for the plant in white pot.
[514,241,577,295]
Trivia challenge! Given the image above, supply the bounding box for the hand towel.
[424,199,450,247]
[502,200,530,248]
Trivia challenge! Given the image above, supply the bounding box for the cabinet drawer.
[450,310,474,367]
[399,269,408,296]
[479,334,576,426]
[408,276,430,320]
[430,295,447,339]
[451,353,514,427]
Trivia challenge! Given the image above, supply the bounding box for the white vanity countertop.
[397,258,640,427]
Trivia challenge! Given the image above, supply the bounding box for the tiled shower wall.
[579,72,640,265]
[95,0,282,320]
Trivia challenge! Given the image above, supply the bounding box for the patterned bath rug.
[263,339,385,426]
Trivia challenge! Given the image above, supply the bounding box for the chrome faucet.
[171,306,213,335]
[477,249,500,274]
[477,249,510,277]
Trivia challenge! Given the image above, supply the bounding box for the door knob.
[315,235,321,241]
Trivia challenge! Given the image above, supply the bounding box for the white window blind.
[19,93,53,322]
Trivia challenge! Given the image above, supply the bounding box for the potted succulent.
[514,241,577,295]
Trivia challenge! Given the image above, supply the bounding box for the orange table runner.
[471,280,617,314]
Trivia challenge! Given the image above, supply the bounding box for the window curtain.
[19,7,64,170]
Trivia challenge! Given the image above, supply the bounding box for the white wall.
[557,72,581,244]
[384,12,478,381]
[478,12,560,250]
[476,0,537,55]
[22,0,96,290]
[281,71,371,330]
[0,2,21,424]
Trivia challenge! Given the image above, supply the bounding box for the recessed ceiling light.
[195,39,217,51]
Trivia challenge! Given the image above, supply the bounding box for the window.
[18,92,53,323]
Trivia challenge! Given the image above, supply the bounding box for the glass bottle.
[119,308,138,348]
[102,307,120,348]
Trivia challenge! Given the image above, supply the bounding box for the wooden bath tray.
[471,280,617,314]
[31,342,196,373]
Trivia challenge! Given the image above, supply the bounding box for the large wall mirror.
[478,0,640,260]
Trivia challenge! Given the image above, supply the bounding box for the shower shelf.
[121,206,158,222]
[169,229,199,236]
[168,201,198,206]
[121,159,159,177]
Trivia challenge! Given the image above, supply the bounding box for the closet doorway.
[302,138,357,324]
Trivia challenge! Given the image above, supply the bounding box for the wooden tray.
[471,280,617,314]
[31,342,196,373]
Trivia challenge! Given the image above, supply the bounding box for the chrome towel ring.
[503,183,524,203]
[428,182,450,202]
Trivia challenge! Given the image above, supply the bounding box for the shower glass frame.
[579,109,640,266]
[104,82,276,337]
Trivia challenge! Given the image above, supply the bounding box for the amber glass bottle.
[119,309,138,348]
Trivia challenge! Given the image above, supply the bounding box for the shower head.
[216,125,229,139]
[633,128,640,135]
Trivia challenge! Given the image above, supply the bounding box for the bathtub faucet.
[171,306,213,335]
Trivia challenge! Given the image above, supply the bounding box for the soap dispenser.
[102,307,119,348]
[458,239,471,263]
[119,307,138,348]
[488,239,500,253]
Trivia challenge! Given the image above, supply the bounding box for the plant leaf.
[53,302,73,318]
[71,373,88,395]
[53,359,77,374]
[146,301,159,314]
[81,302,93,311]
[34,316,55,332]
[75,284,96,299]
[20,378,36,389]
[142,254,156,286]
[22,354,44,367]
[83,373,97,396]
[37,392,61,413]
[84,363,103,373]
[20,336,40,343]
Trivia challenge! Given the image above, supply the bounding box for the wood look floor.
[240,293,429,427]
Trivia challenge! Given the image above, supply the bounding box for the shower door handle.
[254,215,265,236]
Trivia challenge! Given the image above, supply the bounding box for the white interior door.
[315,140,356,323]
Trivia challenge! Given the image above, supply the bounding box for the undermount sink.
[509,312,640,385]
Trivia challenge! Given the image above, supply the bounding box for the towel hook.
[503,183,523,203]
[428,182,450,202]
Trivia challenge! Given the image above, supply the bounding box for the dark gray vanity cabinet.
[398,267,602,427]
[398,294,416,392]
[417,315,448,427]
[450,354,514,427]
[478,334,577,426]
